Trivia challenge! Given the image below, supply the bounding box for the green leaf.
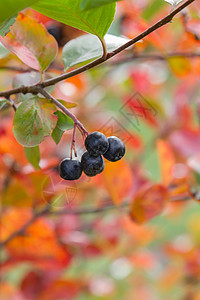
[57,100,78,109]
[63,33,129,70]
[0,99,10,110]
[80,0,120,10]
[0,17,16,37]
[51,126,64,144]
[24,146,40,169]
[13,96,57,147]
[32,0,116,38]
[54,111,74,131]
[51,110,74,144]
[0,42,10,58]
[0,0,39,36]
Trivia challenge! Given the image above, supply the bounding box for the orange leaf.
[121,215,156,246]
[169,178,189,199]
[1,13,58,71]
[0,282,24,300]
[103,160,133,206]
[0,122,27,164]
[0,208,71,269]
[130,184,169,224]
[157,139,175,185]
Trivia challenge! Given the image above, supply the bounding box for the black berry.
[59,158,82,180]
[85,131,109,157]
[47,24,63,46]
[81,151,105,177]
[103,136,126,162]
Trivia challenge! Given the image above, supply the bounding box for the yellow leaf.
[168,57,192,77]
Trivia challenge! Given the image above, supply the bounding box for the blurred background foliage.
[1,0,200,299]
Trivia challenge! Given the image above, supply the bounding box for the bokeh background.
[1,0,200,299]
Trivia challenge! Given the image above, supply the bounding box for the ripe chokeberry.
[59,158,82,180]
[103,136,126,162]
[85,131,109,157]
[81,151,105,177]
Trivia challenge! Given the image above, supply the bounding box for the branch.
[0,203,127,248]
[0,205,50,248]
[0,0,195,98]
[50,202,129,216]
[110,52,200,65]
[0,194,193,248]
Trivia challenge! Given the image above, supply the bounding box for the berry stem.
[70,123,77,159]
[37,88,89,136]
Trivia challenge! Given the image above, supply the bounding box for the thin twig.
[51,202,129,216]
[0,0,195,98]
[7,96,17,111]
[70,123,77,159]
[0,194,193,248]
[0,205,50,248]
[38,88,89,135]
[110,52,200,65]
[0,203,127,248]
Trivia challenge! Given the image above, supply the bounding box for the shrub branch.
[0,0,195,98]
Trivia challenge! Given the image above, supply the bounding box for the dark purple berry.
[59,158,82,180]
[103,136,126,162]
[81,151,105,177]
[85,131,109,157]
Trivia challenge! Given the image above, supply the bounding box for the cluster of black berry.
[59,132,126,181]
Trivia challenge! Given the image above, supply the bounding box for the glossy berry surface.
[47,25,63,46]
[85,131,109,156]
[103,136,126,162]
[81,152,105,177]
[59,158,82,180]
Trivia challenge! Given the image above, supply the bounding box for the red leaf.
[39,280,80,300]
[21,271,43,300]
[130,184,169,224]
[21,272,80,300]
[170,129,200,158]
